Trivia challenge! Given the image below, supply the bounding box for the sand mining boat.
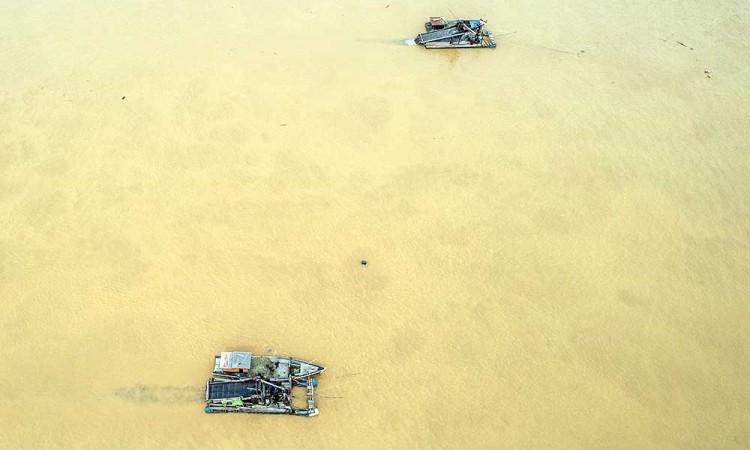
[415,17,496,49]
[204,351,325,416]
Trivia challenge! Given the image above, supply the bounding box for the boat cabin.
[215,351,251,373]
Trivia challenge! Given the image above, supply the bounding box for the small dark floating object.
[361,260,368,266]
[415,17,496,49]
[121,96,126,100]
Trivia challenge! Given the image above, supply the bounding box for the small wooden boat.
[415,17,496,49]
[204,351,325,416]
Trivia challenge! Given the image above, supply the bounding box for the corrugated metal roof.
[220,351,252,369]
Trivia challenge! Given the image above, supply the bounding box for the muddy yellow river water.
[1,1,748,448]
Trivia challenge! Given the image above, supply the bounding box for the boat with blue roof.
[415,17,496,49]
[204,351,325,416]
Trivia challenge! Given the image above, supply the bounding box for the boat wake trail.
[403,39,417,46]
[113,384,204,404]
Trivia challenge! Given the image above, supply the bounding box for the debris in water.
[704,70,711,79]
[361,260,368,266]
